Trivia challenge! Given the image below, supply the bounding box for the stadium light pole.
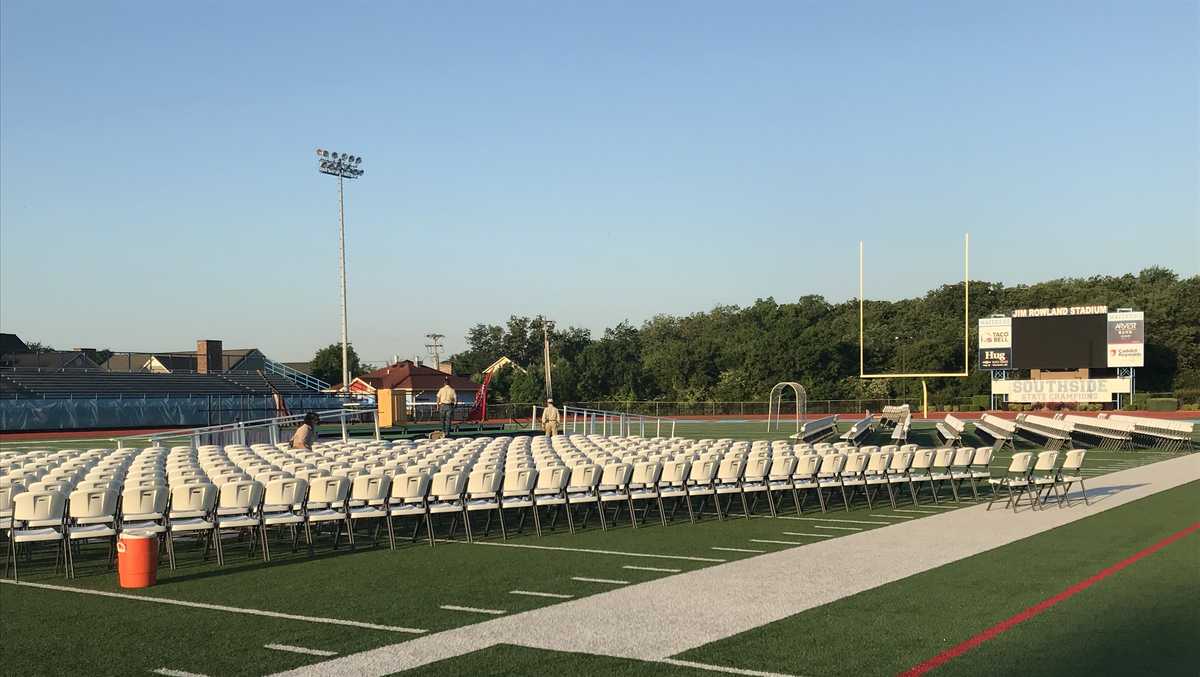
[315,149,365,396]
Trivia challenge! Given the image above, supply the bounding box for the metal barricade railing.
[531,404,678,438]
[108,407,378,449]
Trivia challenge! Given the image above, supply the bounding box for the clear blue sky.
[2,1,1196,364]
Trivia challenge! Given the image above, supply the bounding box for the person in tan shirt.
[290,412,319,450]
[541,398,560,436]
[436,378,457,435]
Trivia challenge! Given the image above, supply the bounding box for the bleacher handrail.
[262,359,331,392]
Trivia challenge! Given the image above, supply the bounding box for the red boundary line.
[898,521,1200,677]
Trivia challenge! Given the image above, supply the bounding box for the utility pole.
[425,333,445,372]
[541,320,554,399]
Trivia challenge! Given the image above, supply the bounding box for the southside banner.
[978,317,1012,369]
[1106,311,1145,367]
[992,378,1132,403]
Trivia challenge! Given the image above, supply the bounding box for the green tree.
[310,343,366,386]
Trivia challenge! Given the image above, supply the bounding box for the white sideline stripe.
[657,658,802,677]
[440,605,506,615]
[775,517,891,525]
[749,539,803,545]
[450,539,726,563]
[572,577,630,585]
[811,525,863,531]
[870,514,915,519]
[889,509,939,514]
[0,579,427,634]
[509,590,574,599]
[922,504,959,510]
[152,670,210,677]
[711,547,765,553]
[623,565,682,573]
[780,532,835,538]
[264,644,338,657]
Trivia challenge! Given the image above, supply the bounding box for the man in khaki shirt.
[436,377,457,435]
[541,398,560,436]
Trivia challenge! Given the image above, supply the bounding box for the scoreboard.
[978,307,1144,370]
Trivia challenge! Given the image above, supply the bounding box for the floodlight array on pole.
[315,148,365,396]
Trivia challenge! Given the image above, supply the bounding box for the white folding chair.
[928,448,956,503]
[5,490,68,579]
[740,456,773,517]
[908,449,937,505]
[165,483,218,570]
[838,452,869,512]
[261,478,308,561]
[628,461,665,526]
[1029,451,1061,511]
[862,450,893,510]
[565,464,604,530]
[302,476,351,554]
[463,469,504,542]
[347,474,392,549]
[597,463,635,529]
[816,453,847,512]
[386,472,432,547]
[532,465,572,533]
[986,452,1035,512]
[766,455,799,517]
[1051,449,1088,507]
[949,447,978,501]
[499,467,539,537]
[425,470,468,545]
[66,488,119,578]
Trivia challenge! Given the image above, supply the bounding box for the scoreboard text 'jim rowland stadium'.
[1010,305,1108,317]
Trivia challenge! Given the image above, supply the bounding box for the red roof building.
[336,361,478,405]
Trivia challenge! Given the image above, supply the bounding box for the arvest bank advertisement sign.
[1106,311,1144,368]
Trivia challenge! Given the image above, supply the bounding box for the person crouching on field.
[291,412,319,450]
[541,398,560,436]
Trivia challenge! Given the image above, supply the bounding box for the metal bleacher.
[0,369,313,397]
[217,371,312,395]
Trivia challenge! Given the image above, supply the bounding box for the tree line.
[449,267,1198,407]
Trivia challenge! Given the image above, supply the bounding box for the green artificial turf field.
[392,480,1200,676]
[1,420,1196,676]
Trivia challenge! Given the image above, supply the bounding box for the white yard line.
[869,513,915,519]
[658,658,803,676]
[775,517,891,525]
[268,455,1200,677]
[446,539,725,563]
[265,644,338,657]
[780,532,835,538]
[623,565,682,573]
[439,605,506,615]
[749,539,803,545]
[571,577,630,585]
[810,525,863,531]
[711,547,765,553]
[509,590,574,599]
[151,670,210,677]
[889,509,939,514]
[0,580,426,634]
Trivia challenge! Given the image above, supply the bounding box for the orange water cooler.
[116,530,159,588]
